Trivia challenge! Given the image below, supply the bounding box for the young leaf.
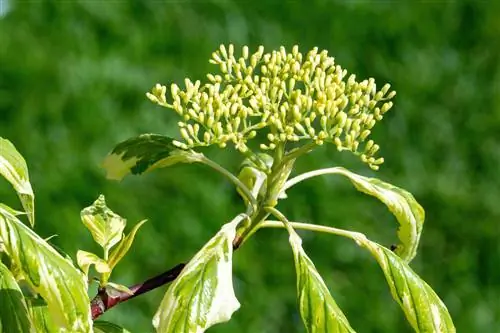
[76,250,111,276]
[0,261,32,333]
[0,206,92,332]
[81,195,126,253]
[352,235,455,332]
[102,133,203,181]
[107,219,147,270]
[0,138,35,227]
[94,321,131,333]
[153,214,245,333]
[288,231,355,333]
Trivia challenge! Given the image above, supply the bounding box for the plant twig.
[90,263,186,320]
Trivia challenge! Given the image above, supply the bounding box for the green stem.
[282,141,316,164]
[233,209,270,249]
[264,207,295,234]
[259,220,366,242]
[199,155,257,210]
[282,166,344,192]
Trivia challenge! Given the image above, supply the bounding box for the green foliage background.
[1,1,499,332]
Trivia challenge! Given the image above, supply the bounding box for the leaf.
[105,282,133,296]
[93,321,131,333]
[102,133,203,181]
[0,137,35,227]
[76,250,111,276]
[0,261,32,333]
[107,219,147,270]
[0,206,92,332]
[81,195,126,253]
[351,233,455,332]
[27,298,61,333]
[288,231,355,333]
[153,214,245,333]
[333,167,424,262]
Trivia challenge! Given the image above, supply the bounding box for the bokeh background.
[1,1,499,332]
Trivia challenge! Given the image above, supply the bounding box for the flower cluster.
[147,44,395,170]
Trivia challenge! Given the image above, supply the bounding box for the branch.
[90,263,185,320]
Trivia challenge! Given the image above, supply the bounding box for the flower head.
[147,44,396,170]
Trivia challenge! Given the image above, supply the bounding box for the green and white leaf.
[93,321,131,333]
[81,195,126,253]
[102,134,203,181]
[76,250,111,276]
[285,167,424,262]
[0,206,92,332]
[153,214,245,333]
[108,219,147,270]
[27,298,61,333]
[0,260,32,333]
[0,138,35,227]
[288,230,355,333]
[349,233,455,332]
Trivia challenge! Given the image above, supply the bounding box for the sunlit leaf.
[107,219,147,270]
[333,167,424,262]
[0,261,32,333]
[81,195,126,253]
[153,214,245,333]
[102,134,203,181]
[93,321,131,333]
[76,250,111,276]
[27,298,61,333]
[0,137,35,227]
[288,230,355,333]
[0,206,92,332]
[351,233,455,332]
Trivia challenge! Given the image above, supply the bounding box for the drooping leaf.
[27,298,61,333]
[0,261,32,333]
[153,214,245,333]
[0,206,92,332]
[288,230,355,333]
[93,321,131,333]
[107,219,147,270]
[350,233,455,332]
[81,195,126,253]
[76,250,111,276]
[0,138,35,227]
[333,167,424,262]
[102,134,203,181]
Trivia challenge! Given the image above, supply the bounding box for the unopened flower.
[147,44,396,170]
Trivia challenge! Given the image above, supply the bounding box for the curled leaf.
[153,214,245,333]
[285,167,424,262]
[0,206,92,332]
[334,167,424,262]
[288,230,355,333]
[102,134,203,181]
[0,138,35,227]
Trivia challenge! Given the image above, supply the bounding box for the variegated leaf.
[0,138,35,227]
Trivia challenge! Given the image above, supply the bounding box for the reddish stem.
[90,263,185,320]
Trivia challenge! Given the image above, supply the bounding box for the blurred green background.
[1,0,499,332]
